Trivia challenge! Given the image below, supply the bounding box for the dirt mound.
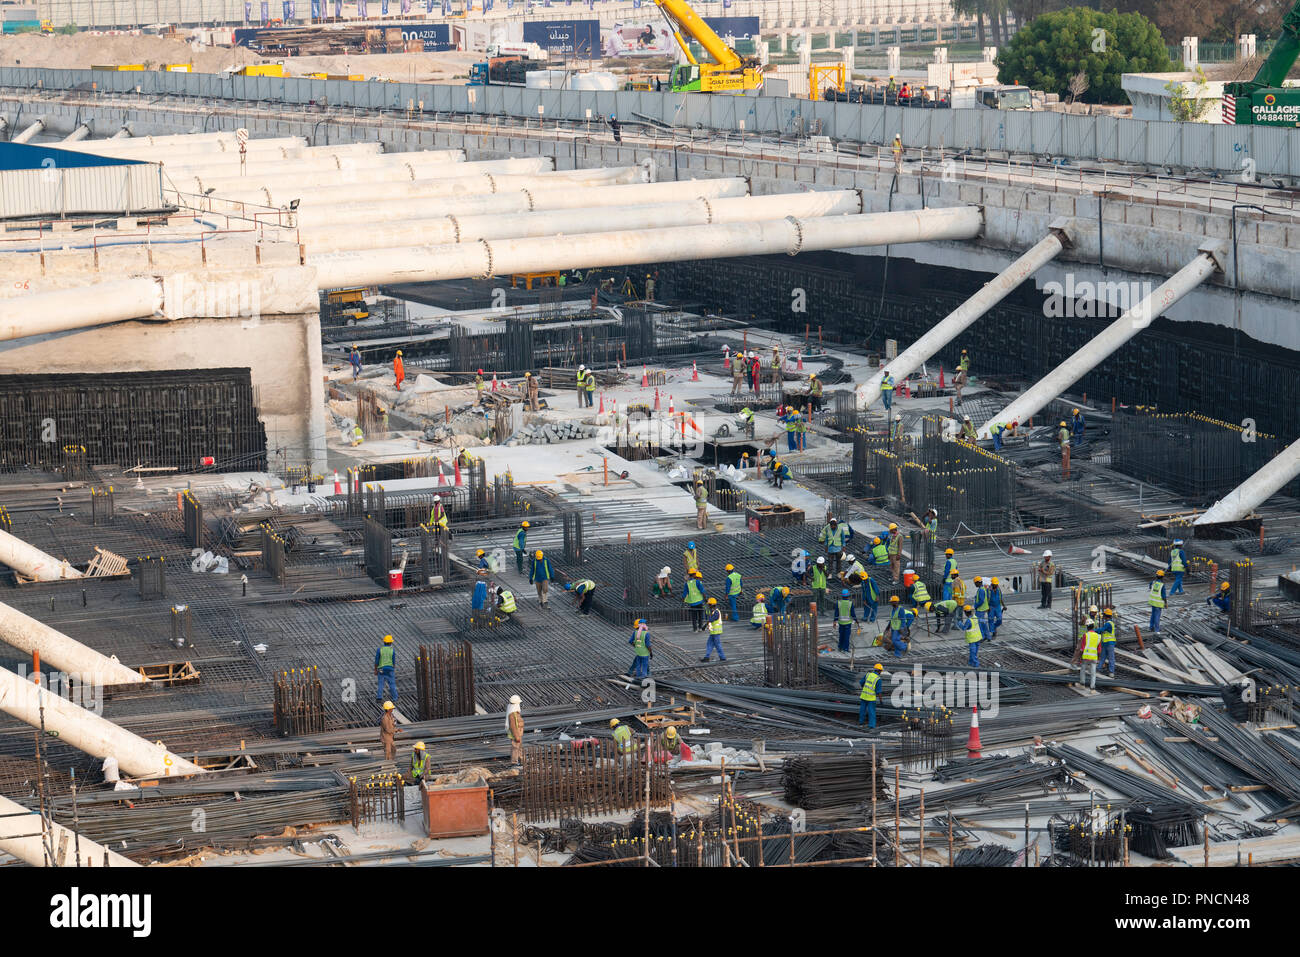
[0,34,263,72]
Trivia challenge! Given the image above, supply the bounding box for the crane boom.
[1227,0,1300,124]
[653,0,742,72]
[1248,1,1300,89]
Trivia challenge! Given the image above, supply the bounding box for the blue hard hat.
[841,589,850,597]
[688,541,696,549]
[609,114,616,120]
[564,582,573,590]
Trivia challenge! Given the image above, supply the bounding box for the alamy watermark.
[888,663,999,718]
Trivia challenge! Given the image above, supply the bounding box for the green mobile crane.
[1226,0,1300,125]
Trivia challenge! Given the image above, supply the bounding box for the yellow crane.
[654,0,762,94]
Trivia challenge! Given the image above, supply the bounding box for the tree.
[995,7,1175,104]
[1164,65,1213,121]
[1067,69,1089,104]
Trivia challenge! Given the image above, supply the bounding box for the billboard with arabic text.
[522,19,600,57]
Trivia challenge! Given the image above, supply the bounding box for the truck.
[1225,0,1300,125]
[467,56,542,87]
[486,41,545,60]
[654,0,762,94]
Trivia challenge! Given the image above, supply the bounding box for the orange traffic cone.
[692,361,699,382]
[723,347,731,370]
[796,353,803,371]
[333,470,342,495]
[654,388,660,411]
[1007,544,1029,555]
[454,458,463,486]
[437,460,447,486]
[939,364,945,388]
[491,373,498,392]
[641,366,649,387]
[967,707,982,758]
[598,393,605,414]
[669,394,675,415]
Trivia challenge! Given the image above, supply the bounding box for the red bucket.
[388,568,403,591]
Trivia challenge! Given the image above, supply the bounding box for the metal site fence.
[1111,410,1300,503]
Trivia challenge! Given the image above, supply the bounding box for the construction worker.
[922,508,938,543]
[1208,581,1231,613]
[737,407,756,439]
[869,536,888,566]
[495,586,517,622]
[770,344,783,386]
[889,412,905,445]
[350,424,364,446]
[750,352,762,394]
[932,597,959,634]
[957,349,970,377]
[941,566,958,602]
[987,577,1004,638]
[694,481,710,530]
[701,598,727,662]
[1038,551,1056,608]
[750,593,768,630]
[724,563,743,621]
[907,569,931,611]
[611,718,634,754]
[377,406,389,437]
[576,364,587,407]
[512,520,530,573]
[947,570,966,607]
[842,552,867,587]
[731,355,745,395]
[472,575,489,613]
[819,517,852,575]
[886,523,903,582]
[349,344,362,380]
[1168,539,1187,595]
[810,556,828,616]
[880,371,894,411]
[973,576,990,640]
[474,368,485,404]
[683,569,707,632]
[1058,421,1071,473]
[887,75,897,95]
[795,409,808,451]
[607,114,622,143]
[627,619,652,678]
[393,349,405,390]
[809,372,823,413]
[408,741,429,786]
[584,367,596,408]
[653,565,674,597]
[783,408,801,451]
[645,273,655,301]
[375,634,397,704]
[941,548,958,581]
[525,371,540,411]
[960,414,977,443]
[768,585,790,616]
[380,700,397,760]
[1098,608,1116,677]
[890,132,902,173]
[835,588,858,652]
[1070,407,1086,447]
[860,569,879,622]
[791,548,808,585]
[961,604,981,668]
[683,541,699,578]
[768,459,791,489]
[1078,620,1100,690]
[859,662,884,727]
[475,549,490,574]
[988,420,1010,451]
[1148,570,1167,634]
[427,494,449,534]
[507,696,524,766]
[530,549,554,608]
[660,725,682,757]
[566,578,597,615]
[886,596,908,657]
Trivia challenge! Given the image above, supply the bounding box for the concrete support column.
[0,793,138,867]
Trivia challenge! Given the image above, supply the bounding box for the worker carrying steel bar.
[380,700,397,760]
[1148,570,1167,634]
[701,598,727,662]
[375,634,397,705]
[859,663,884,728]
[627,619,653,679]
[507,696,525,767]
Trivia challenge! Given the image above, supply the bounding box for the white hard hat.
[509,694,521,705]
[433,494,441,501]
[579,364,586,370]
[894,413,902,420]
[659,566,672,577]
[845,554,855,562]
[1173,539,1183,545]
[1043,550,1053,557]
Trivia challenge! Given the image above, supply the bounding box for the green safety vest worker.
[584,371,595,394]
[739,407,755,424]
[410,750,428,780]
[934,598,959,615]
[880,374,894,395]
[1148,580,1165,608]
[810,378,823,397]
[377,645,395,669]
[810,565,828,589]
[958,353,970,373]
[989,422,1005,438]
[924,516,937,542]
[887,532,901,556]
[1099,619,1115,642]
[612,723,633,753]
[497,590,517,613]
[836,598,854,625]
[631,630,650,657]
[684,548,699,573]
[1169,548,1185,572]
[860,672,881,702]
[1058,426,1069,448]
[574,579,596,594]
[1081,629,1101,662]
[963,615,982,644]
[871,541,888,563]
[707,613,724,636]
[428,505,448,530]
[784,416,799,434]
[911,580,931,604]
[845,559,867,581]
[684,579,704,605]
[577,369,585,390]
[727,571,742,596]
[695,485,709,507]
[558,273,567,287]
[475,374,484,393]
[889,607,904,632]
[513,527,527,551]
[889,419,904,441]
[820,524,847,549]
[863,577,879,603]
[750,601,768,625]
[976,586,989,612]
[961,421,977,442]
[771,351,782,369]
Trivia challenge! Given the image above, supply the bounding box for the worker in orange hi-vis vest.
[393,350,405,391]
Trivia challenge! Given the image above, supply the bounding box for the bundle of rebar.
[953,845,1018,866]
[899,708,955,771]
[1229,560,1254,629]
[1125,803,1201,860]
[763,611,819,688]
[349,773,407,828]
[782,754,885,810]
[413,641,476,721]
[519,737,670,822]
[1051,811,1125,866]
[273,666,326,737]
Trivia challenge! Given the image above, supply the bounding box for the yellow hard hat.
[963,604,974,612]
[396,350,403,356]
[521,520,530,528]
[1060,421,1067,427]
[1220,582,1230,590]
[925,601,932,610]
[610,719,620,728]
[665,726,677,738]
[383,634,394,644]
[725,564,735,571]
[1156,569,1165,577]
[874,663,883,671]
[524,372,531,377]
[383,701,395,710]
[756,592,766,600]
[414,741,426,750]
[973,576,982,584]
[873,537,882,545]
[889,596,899,603]
[476,549,485,557]
[888,523,898,531]
[1072,408,1080,415]
[810,373,817,378]
[707,597,717,605]
[1104,607,1114,616]
[950,570,959,578]
[692,569,702,578]
[945,548,954,556]
[535,550,544,559]
[990,577,999,586]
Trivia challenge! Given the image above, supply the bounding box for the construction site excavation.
[0,27,1298,924]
